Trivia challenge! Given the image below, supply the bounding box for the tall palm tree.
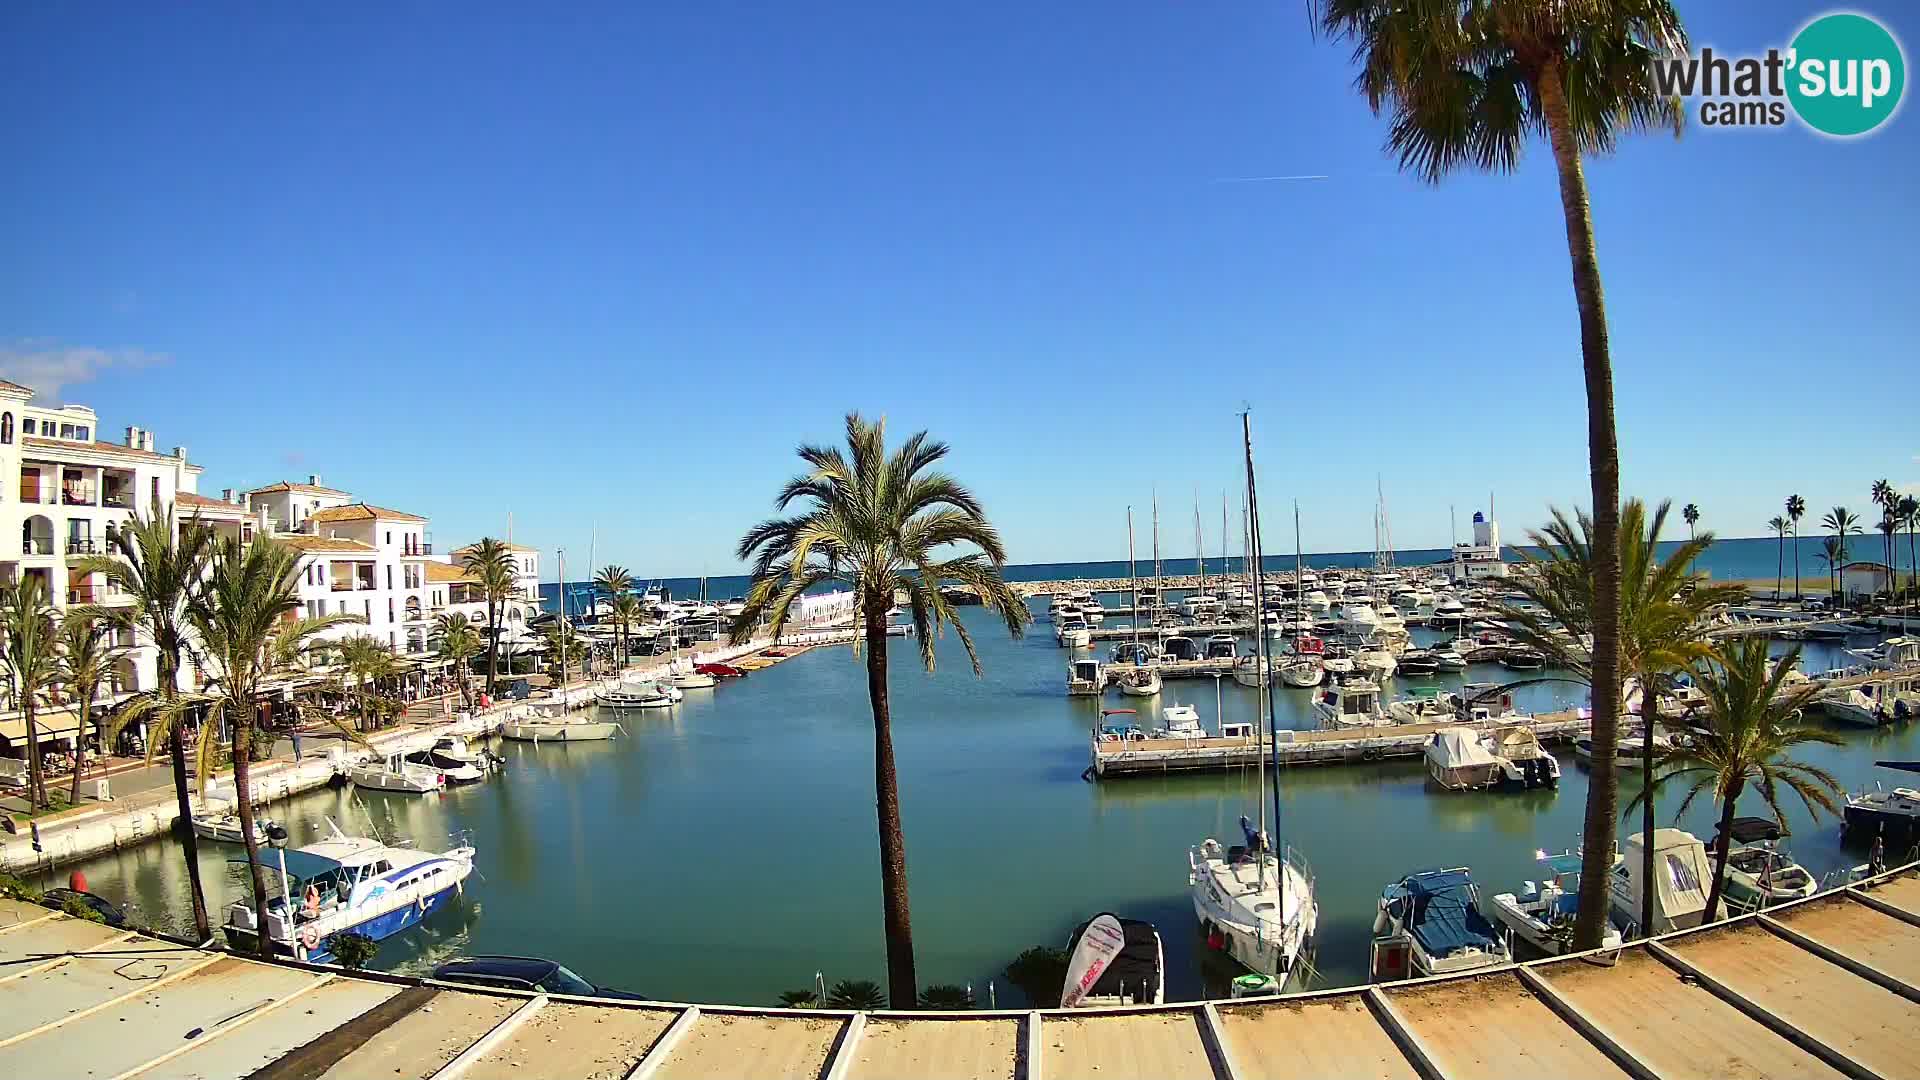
[76,507,218,939]
[1877,509,1900,601]
[1822,507,1859,601]
[432,613,481,707]
[1767,515,1789,600]
[1312,0,1685,951]
[179,536,359,958]
[1901,494,1920,600]
[461,539,516,698]
[1634,638,1842,923]
[1817,537,1845,604]
[1786,494,1807,599]
[610,594,645,669]
[593,565,634,667]
[0,577,60,809]
[56,610,128,806]
[1500,499,1743,943]
[1681,503,1700,578]
[335,635,397,730]
[1871,480,1896,593]
[730,414,1029,1005]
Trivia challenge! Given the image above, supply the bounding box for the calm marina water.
[46,590,1918,1006]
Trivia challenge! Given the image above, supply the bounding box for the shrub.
[917,983,975,1009]
[327,930,379,970]
[1004,946,1070,1009]
[824,978,886,1009]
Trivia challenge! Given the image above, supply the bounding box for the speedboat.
[1820,687,1881,728]
[1575,731,1671,769]
[1490,850,1624,957]
[1482,725,1560,789]
[1714,818,1816,914]
[1842,781,1920,846]
[1372,869,1509,980]
[1056,614,1093,649]
[425,736,501,776]
[192,805,281,845]
[1116,665,1162,697]
[1425,728,1504,789]
[500,709,623,742]
[599,680,677,709]
[1067,658,1107,696]
[1396,650,1440,678]
[668,658,717,689]
[1060,914,1165,1007]
[1157,704,1205,738]
[1304,590,1331,612]
[1354,647,1397,680]
[1501,647,1547,672]
[1313,679,1389,729]
[1205,634,1239,661]
[1190,820,1317,988]
[1431,644,1469,672]
[223,820,475,964]
[405,747,485,785]
[1609,829,1713,935]
[1158,635,1200,662]
[349,754,444,794]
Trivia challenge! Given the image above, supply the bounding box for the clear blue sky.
[4,3,1914,576]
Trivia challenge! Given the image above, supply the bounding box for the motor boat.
[1371,868,1510,980]
[1080,599,1106,625]
[694,662,748,678]
[1341,603,1384,644]
[1849,635,1920,670]
[1396,649,1441,678]
[1431,595,1468,621]
[500,709,623,742]
[1609,829,1714,935]
[1455,683,1527,723]
[1490,850,1624,957]
[223,819,476,964]
[192,804,281,845]
[1116,665,1162,697]
[1190,820,1317,988]
[598,680,677,709]
[1389,687,1455,726]
[1067,658,1107,696]
[1575,731,1672,769]
[1158,635,1200,662]
[1424,728,1505,789]
[1714,817,1816,914]
[1482,725,1560,789]
[1181,594,1222,619]
[404,746,485,785]
[1354,647,1397,680]
[1820,687,1881,728]
[1097,709,1149,744]
[1374,606,1408,637]
[425,736,501,775]
[1313,679,1389,729]
[1304,590,1331,612]
[668,658,717,689]
[1205,634,1239,661]
[349,753,444,794]
[1842,782,1920,846]
[1056,614,1093,649]
[1501,647,1547,672]
[1109,641,1153,666]
[1060,914,1165,1008]
[1319,645,1355,678]
[1157,704,1205,739]
[1431,644,1469,672]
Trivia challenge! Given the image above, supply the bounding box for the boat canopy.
[1390,870,1500,959]
[1536,851,1587,877]
[228,849,345,884]
[1720,817,1785,844]
[1428,729,1500,770]
[1621,829,1712,922]
[1065,914,1162,1004]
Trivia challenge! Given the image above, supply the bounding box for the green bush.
[60,894,105,924]
[824,978,886,1009]
[777,989,823,1008]
[0,872,42,903]
[327,930,379,970]
[1005,946,1070,1009]
[917,984,975,1009]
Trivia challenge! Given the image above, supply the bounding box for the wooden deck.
[2,864,1919,1079]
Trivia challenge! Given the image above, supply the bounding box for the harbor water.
[44,595,1919,1006]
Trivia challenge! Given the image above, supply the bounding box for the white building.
[243,485,436,657]
[1448,511,1509,583]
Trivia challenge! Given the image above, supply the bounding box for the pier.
[1092,712,1590,778]
[0,864,1915,1078]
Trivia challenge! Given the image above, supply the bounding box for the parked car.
[42,888,127,928]
[430,955,643,1000]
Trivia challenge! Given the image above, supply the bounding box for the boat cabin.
[1322,681,1381,721]
[1219,721,1256,739]
[1159,636,1199,662]
[1457,683,1520,722]
[1205,634,1238,660]
[1110,642,1153,666]
[1610,829,1713,934]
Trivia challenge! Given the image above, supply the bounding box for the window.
[151,477,159,508]
[19,418,31,435]
[1,413,11,444]
[386,566,392,590]
[385,531,392,545]
[387,597,394,621]
[389,631,396,648]
[59,423,75,439]
[1665,853,1703,894]
[363,599,371,619]
[76,426,89,441]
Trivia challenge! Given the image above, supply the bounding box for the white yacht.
[1389,688,1455,726]
[1157,704,1205,738]
[1313,679,1389,729]
[1341,602,1384,644]
[500,707,622,742]
[1849,635,1920,670]
[668,657,717,689]
[1431,594,1468,620]
[349,753,444,794]
[1056,614,1093,649]
[1715,818,1817,914]
[1304,589,1331,612]
[223,820,475,964]
[1231,654,1274,688]
[1116,665,1162,697]
[1371,869,1510,980]
[1490,850,1624,957]
[1431,643,1469,672]
[1609,829,1714,935]
[1820,687,1880,727]
[1354,647,1398,680]
[1067,658,1107,696]
[599,679,677,709]
[1189,823,1317,988]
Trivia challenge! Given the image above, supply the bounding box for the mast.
[1239,448,1267,894]
[1152,494,1161,641]
[557,547,569,714]
[1193,498,1205,599]
[1127,508,1139,649]
[1243,412,1284,895]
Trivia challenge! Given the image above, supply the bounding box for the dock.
[0,864,1916,1078]
[1092,711,1590,778]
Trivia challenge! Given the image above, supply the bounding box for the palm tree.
[432,613,481,707]
[1681,503,1700,578]
[1633,638,1842,923]
[335,635,397,730]
[1901,494,1920,600]
[76,507,219,938]
[1822,507,1859,600]
[610,594,645,669]
[180,536,359,958]
[56,610,128,806]
[0,577,61,809]
[1499,499,1743,944]
[593,565,633,667]
[731,414,1029,1005]
[1817,535,1844,589]
[461,539,517,698]
[1871,480,1896,593]
[1312,0,1685,952]
[1877,509,1900,602]
[1786,494,1807,599]
[1767,516,1789,600]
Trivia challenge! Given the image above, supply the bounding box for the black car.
[42,888,128,928]
[430,955,643,1000]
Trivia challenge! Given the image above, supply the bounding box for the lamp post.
[267,823,295,959]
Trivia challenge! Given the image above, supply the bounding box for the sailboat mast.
[1152,494,1161,640]
[1193,500,1204,599]
[1128,508,1138,647]
[1241,459,1266,895]
[557,548,569,714]
[1242,413,1284,900]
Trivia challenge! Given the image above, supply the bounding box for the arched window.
[1,413,12,444]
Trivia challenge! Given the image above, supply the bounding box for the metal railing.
[21,540,53,556]
[68,587,99,604]
[66,538,100,555]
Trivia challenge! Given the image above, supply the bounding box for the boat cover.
[1427,729,1500,770]
[1399,870,1499,958]
[1721,817,1784,844]
[1621,830,1712,923]
[1066,914,1161,1003]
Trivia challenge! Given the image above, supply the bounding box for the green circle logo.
[1787,13,1906,136]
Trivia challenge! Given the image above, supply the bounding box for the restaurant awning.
[0,709,88,743]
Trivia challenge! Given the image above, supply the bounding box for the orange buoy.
[68,870,88,893]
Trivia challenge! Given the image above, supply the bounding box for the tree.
[1877,509,1900,603]
[1312,0,1686,950]
[1901,494,1920,600]
[1004,945,1070,1009]
[77,507,218,940]
[1767,516,1789,600]
[1871,479,1896,589]
[918,984,976,1009]
[1786,494,1806,599]
[730,414,1030,1006]
[1821,507,1859,600]
[610,594,645,668]
[1633,637,1842,923]
[539,622,586,677]
[1681,503,1700,578]
[825,979,887,1010]
[1500,499,1743,943]
[336,635,398,730]
[179,536,358,958]
[461,539,517,698]
[0,577,61,809]
[593,565,634,668]
[56,610,128,806]
[432,613,481,707]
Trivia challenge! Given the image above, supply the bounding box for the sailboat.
[1188,413,1318,990]
[1114,507,1162,697]
[504,549,623,743]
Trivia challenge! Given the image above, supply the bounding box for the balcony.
[103,493,132,510]
[21,539,53,557]
[68,586,99,604]
[62,488,98,507]
[405,542,433,556]
[331,582,354,592]
[66,538,101,555]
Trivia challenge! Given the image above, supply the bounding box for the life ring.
[299,925,320,951]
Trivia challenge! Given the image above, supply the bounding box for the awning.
[0,709,88,743]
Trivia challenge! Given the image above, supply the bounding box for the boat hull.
[501,721,620,742]
[224,881,463,965]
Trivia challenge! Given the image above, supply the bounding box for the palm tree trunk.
[1793,524,1801,599]
[158,649,212,942]
[69,690,93,807]
[24,700,45,810]
[1702,778,1744,924]
[1638,689,1660,939]
[1775,533,1784,600]
[863,590,916,1006]
[1539,60,1624,952]
[1908,521,1916,600]
[231,705,275,959]
[485,604,500,696]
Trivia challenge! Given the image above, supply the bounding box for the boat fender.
[1081,765,1095,783]
[299,924,320,950]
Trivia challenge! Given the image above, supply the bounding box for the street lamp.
[266,823,296,959]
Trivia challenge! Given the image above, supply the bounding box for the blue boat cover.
[228,849,343,883]
[1403,871,1499,958]
[1538,852,1586,877]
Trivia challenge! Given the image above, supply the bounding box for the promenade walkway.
[0,863,1915,1079]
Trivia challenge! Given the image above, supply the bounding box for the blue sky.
[3,3,1915,576]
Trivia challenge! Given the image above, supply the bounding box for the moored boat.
[1714,817,1816,914]
[349,753,444,794]
[1608,829,1713,935]
[1060,913,1166,1007]
[1489,850,1623,957]
[1371,868,1509,980]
